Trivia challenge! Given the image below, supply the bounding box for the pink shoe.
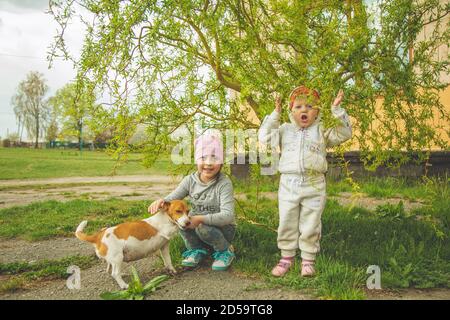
[301,260,315,277]
[271,257,294,277]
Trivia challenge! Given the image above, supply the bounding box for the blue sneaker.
[211,246,235,271]
[181,249,208,267]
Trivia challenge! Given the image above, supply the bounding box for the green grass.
[230,176,450,297]
[0,198,152,241]
[233,175,279,194]
[0,176,448,299]
[0,148,171,179]
[352,176,429,200]
[0,255,98,293]
[233,173,449,298]
[120,192,145,197]
[0,181,155,192]
[233,170,446,204]
[327,175,448,202]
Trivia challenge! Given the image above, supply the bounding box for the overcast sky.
[0,0,85,139]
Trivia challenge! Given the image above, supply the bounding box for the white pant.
[277,173,326,260]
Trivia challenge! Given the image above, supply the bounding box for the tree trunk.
[20,123,24,144]
[78,119,83,151]
[17,116,21,143]
[35,113,39,149]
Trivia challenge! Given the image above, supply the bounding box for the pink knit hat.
[194,134,224,164]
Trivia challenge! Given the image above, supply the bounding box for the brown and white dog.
[75,200,191,289]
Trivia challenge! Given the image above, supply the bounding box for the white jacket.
[258,105,352,175]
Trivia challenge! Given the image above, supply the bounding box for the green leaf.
[100,290,130,300]
[128,266,143,293]
[142,275,169,294]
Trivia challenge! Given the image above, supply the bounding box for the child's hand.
[186,215,205,229]
[274,93,282,113]
[332,89,344,107]
[148,198,165,214]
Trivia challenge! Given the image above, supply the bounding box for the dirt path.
[1,186,424,212]
[0,184,179,209]
[0,175,424,212]
[0,175,182,187]
[1,237,448,300]
[235,191,425,212]
[330,192,425,212]
[0,175,183,209]
[0,237,314,300]
[0,264,315,300]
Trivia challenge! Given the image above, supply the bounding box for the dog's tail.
[75,220,98,243]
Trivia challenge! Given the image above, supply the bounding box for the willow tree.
[48,0,449,168]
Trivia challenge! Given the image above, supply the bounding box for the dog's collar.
[165,213,179,227]
[160,211,186,234]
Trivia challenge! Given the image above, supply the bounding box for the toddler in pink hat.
[149,133,236,271]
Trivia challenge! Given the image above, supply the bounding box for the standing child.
[258,86,352,277]
[148,134,236,271]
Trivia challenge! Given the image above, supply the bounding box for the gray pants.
[180,224,236,252]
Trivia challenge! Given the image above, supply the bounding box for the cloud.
[0,0,49,13]
[0,4,87,139]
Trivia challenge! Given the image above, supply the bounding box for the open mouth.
[301,114,308,121]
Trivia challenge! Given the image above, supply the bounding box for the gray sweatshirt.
[163,172,236,227]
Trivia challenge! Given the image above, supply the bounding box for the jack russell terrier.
[75,200,191,289]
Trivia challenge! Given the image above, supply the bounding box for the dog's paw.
[167,267,177,275]
[119,283,129,290]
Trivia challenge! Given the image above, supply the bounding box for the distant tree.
[46,95,60,146]
[46,118,59,146]
[92,126,114,147]
[48,82,96,150]
[11,93,26,143]
[7,132,19,144]
[12,71,50,148]
[2,132,19,148]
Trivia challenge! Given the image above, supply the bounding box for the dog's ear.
[161,201,171,212]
